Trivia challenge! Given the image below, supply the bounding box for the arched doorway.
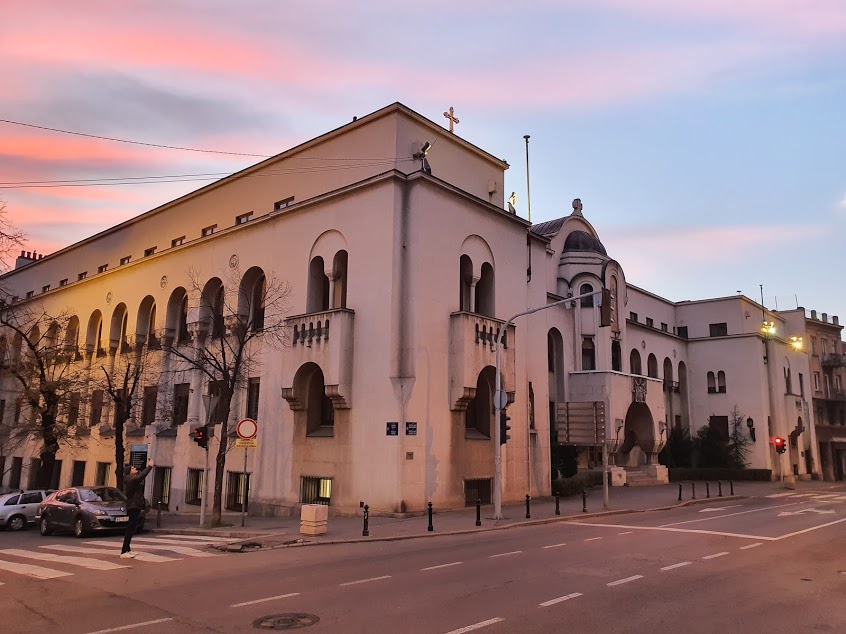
[617,402,655,467]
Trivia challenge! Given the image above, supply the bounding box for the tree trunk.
[37,412,60,489]
[211,394,233,527]
[114,404,128,490]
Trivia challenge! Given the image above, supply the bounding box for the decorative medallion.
[160,275,168,289]
[106,291,112,304]
[641,340,646,349]
[229,254,239,269]
[673,348,677,358]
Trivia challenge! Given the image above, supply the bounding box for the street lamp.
[789,336,803,351]
[746,417,756,442]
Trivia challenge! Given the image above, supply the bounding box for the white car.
[0,490,55,531]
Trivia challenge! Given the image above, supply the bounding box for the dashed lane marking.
[607,575,643,587]
[703,552,729,560]
[660,562,692,571]
[584,537,603,542]
[618,531,633,535]
[84,618,174,634]
[568,521,774,541]
[542,543,567,549]
[539,592,583,607]
[230,592,300,608]
[0,549,127,570]
[444,617,505,634]
[39,545,180,562]
[0,559,72,579]
[489,551,522,558]
[421,561,463,571]
[740,543,762,550]
[339,575,392,587]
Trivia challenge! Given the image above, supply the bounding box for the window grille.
[186,468,203,505]
[300,476,332,505]
[464,479,492,506]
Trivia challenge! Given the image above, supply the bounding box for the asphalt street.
[2,485,845,634]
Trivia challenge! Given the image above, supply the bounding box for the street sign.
[386,422,399,436]
[493,389,508,410]
[557,402,606,446]
[235,438,258,448]
[406,422,417,436]
[237,418,258,440]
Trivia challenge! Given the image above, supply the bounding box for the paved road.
[2,485,844,633]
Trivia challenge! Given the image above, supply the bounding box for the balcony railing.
[821,353,846,368]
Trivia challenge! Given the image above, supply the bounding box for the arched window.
[459,254,473,312]
[332,250,348,309]
[581,337,595,371]
[609,275,620,332]
[717,370,726,393]
[64,316,79,355]
[783,364,792,395]
[239,267,267,333]
[307,256,330,314]
[466,366,496,438]
[707,371,716,394]
[109,303,128,354]
[137,296,157,349]
[475,262,495,317]
[297,363,333,436]
[579,283,594,308]
[630,349,642,375]
[663,357,673,391]
[611,340,622,372]
[86,310,103,356]
[647,353,658,378]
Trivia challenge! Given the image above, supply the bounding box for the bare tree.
[164,267,290,526]
[0,200,26,272]
[0,295,88,489]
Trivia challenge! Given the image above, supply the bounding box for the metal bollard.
[706,482,711,498]
[526,494,531,519]
[730,480,734,496]
[156,500,162,528]
[718,481,723,497]
[428,502,434,532]
[678,483,683,501]
[555,493,561,516]
[582,490,587,513]
[691,482,696,500]
[362,504,369,537]
[475,498,482,527]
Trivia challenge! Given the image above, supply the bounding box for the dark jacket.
[124,466,152,511]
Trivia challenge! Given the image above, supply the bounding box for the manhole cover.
[253,613,320,630]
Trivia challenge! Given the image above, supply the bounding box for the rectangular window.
[10,457,23,489]
[201,224,217,237]
[186,468,203,505]
[171,236,185,248]
[141,386,158,426]
[235,212,254,225]
[629,312,638,323]
[661,322,668,332]
[59,278,68,287]
[463,478,492,506]
[42,285,50,293]
[677,326,688,339]
[119,256,131,265]
[67,392,80,426]
[646,317,654,328]
[78,272,87,280]
[208,381,226,423]
[709,415,730,441]
[14,400,21,424]
[144,247,157,257]
[274,196,295,210]
[152,466,172,510]
[799,373,805,398]
[300,476,331,505]
[811,336,817,354]
[0,399,5,425]
[814,372,821,392]
[246,377,260,421]
[709,323,728,337]
[97,264,108,273]
[89,389,104,427]
[26,291,34,299]
[71,460,86,486]
[225,471,251,511]
[173,383,190,426]
[95,462,110,486]
[822,339,828,355]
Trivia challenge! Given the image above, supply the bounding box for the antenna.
[523,135,531,222]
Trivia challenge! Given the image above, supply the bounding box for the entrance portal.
[617,402,655,467]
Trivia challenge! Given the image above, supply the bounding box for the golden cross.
[443,106,460,133]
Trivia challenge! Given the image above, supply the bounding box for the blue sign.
[406,422,417,436]
[386,422,399,436]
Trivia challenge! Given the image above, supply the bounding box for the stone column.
[468,276,480,313]
[186,323,206,427]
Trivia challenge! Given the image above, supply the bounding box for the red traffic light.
[772,436,786,454]
[192,425,209,449]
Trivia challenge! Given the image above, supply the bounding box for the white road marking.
[85,541,217,557]
[84,618,173,634]
[786,493,819,498]
[660,502,801,527]
[444,617,505,634]
[539,592,583,607]
[698,506,742,513]
[584,537,603,542]
[230,592,300,608]
[703,552,729,560]
[542,543,567,549]
[778,508,835,517]
[130,536,220,546]
[489,550,522,558]
[775,517,846,540]
[808,494,839,499]
[660,561,692,571]
[158,534,238,542]
[39,545,179,563]
[766,492,799,498]
[607,575,643,586]
[0,549,127,570]
[569,521,774,541]
[339,574,391,587]
[421,561,463,571]
[0,559,73,579]
[618,531,633,535]
[739,543,762,550]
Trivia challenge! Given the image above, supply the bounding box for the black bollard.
[582,490,587,513]
[555,493,561,516]
[363,504,369,537]
[691,482,696,500]
[730,480,734,496]
[156,500,162,528]
[706,482,711,498]
[428,502,434,532]
[678,483,683,501]
[526,494,531,519]
[718,481,723,497]
[475,498,482,527]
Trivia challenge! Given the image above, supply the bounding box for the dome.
[562,230,607,256]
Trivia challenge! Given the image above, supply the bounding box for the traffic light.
[600,287,615,328]
[773,436,786,454]
[499,411,511,445]
[192,425,209,449]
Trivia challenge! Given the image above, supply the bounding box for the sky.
[2,0,845,322]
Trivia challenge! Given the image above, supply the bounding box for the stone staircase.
[624,468,663,487]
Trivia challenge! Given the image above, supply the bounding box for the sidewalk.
[147,479,830,549]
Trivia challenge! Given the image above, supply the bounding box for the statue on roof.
[571,198,583,217]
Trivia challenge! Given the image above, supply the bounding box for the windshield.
[79,487,127,503]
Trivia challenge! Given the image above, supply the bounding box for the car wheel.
[73,517,87,538]
[39,516,53,536]
[8,515,27,532]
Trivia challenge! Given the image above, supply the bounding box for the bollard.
[475,498,482,527]
[706,482,710,498]
[678,483,683,502]
[156,500,162,528]
[555,493,561,516]
[582,490,587,513]
[362,504,369,537]
[428,502,434,532]
[526,494,531,519]
[691,482,696,500]
[730,480,734,496]
[718,481,723,497]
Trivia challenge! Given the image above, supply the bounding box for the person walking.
[121,459,153,559]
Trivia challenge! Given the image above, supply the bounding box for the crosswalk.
[766,492,846,502]
[0,534,239,583]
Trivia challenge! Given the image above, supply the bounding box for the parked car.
[36,486,146,538]
[0,490,55,531]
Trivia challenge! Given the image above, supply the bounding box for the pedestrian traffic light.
[773,436,786,454]
[500,411,511,445]
[600,287,615,328]
[192,425,208,449]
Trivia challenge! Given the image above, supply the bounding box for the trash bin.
[300,504,328,536]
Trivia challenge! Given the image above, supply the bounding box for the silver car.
[0,490,55,531]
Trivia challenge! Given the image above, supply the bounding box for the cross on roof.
[443,106,460,133]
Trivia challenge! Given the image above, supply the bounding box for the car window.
[20,493,42,504]
[81,487,126,502]
[3,495,20,506]
[66,490,79,504]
